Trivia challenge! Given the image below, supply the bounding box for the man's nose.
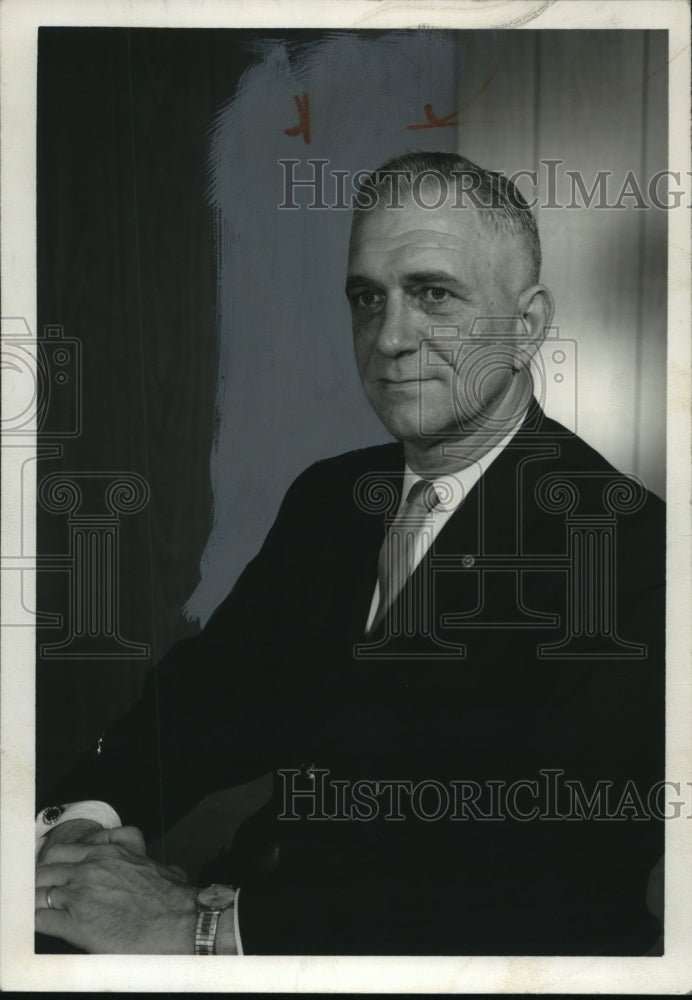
[373,297,422,357]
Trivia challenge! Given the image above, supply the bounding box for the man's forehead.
[352,195,484,236]
[349,226,478,255]
[347,208,499,275]
[346,203,531,295]
[349,201,489,252]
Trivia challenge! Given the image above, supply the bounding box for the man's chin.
[374,407,500,450]
[370,407,426,444]
[367,382,470,445]
[376,413,454,448]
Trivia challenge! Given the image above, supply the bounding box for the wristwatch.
[194,883,236,955]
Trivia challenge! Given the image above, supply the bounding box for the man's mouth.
[373,377,443,394]
[376,376,433,385]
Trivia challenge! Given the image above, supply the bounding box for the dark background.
[36,28,299,869]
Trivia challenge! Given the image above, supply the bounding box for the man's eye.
[350,290,384,310]
[420,287,452,304]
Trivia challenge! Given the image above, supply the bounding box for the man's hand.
[36,818,106,863]
[35,831,204,953]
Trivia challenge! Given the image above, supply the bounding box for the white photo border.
[1,0,690,993]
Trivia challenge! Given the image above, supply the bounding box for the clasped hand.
[35,822,197,953]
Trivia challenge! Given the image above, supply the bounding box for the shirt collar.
[401,418,524,514]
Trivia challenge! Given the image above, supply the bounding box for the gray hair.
[352,151,541,284]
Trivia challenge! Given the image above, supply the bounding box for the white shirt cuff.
[36,800,121,854]
[234,887,244,955]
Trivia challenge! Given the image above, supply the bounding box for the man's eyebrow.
[404,270,468,288]
[345,271,470,293]
[345,274,384,294]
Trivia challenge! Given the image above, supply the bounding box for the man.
[35,152,665,955]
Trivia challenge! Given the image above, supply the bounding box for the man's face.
[346,192,530,445]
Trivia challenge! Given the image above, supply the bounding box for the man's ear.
[516,284,554,357]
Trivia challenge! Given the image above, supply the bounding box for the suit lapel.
[335,443,406,641]
[391,401,563,618]
[333,402,567,643]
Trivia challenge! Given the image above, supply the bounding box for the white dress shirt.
[365,421,523,633]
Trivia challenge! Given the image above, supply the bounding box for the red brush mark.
[406,65,499,130]
[407,103,462,130]
[284,92,311,144]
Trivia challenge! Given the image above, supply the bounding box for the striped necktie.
[368,479,441,635]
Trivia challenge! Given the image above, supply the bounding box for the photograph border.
[1,0,690,993]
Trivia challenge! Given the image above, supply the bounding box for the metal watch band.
[194,909,221,955]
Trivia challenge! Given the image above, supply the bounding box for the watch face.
[196,884,235,910]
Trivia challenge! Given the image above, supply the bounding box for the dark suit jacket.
[42,404,665,955]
